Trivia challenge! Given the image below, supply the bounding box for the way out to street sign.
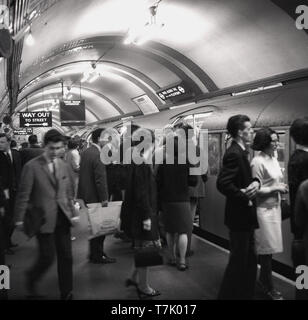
[19,111,52,128]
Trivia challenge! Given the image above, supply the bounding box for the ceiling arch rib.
[19,36,212,95]
[15,84,115,120]
[19,60,164,111]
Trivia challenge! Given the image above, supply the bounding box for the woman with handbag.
[121,127,161,298]
[156,134,197,271]
[250,128,288,300]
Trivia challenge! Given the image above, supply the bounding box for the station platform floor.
[6,210,295,300]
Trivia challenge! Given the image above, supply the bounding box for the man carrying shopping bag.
[77,128,116,264]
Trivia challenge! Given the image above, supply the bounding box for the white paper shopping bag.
[86,201,122,238]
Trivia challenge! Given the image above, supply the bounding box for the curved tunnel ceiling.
[13,0,308,126]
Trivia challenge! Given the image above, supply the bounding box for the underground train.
[73,78,308,279]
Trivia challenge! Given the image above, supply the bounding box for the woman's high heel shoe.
[125,278,138,288]
[137,287,161,299]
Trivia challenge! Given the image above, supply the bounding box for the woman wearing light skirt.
[251,128,288,300]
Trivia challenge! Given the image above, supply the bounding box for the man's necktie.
[52,160,57,182]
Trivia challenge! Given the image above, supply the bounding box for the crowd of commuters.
[0,115,308,301]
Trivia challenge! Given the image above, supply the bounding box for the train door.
[198,131,229,239]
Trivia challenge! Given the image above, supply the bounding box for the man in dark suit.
[0,133,21,253]
[19,134,44,167]
[216,115,260,300]
[77,128,116,264]
[14,130,78,300]
[288,117,308,300]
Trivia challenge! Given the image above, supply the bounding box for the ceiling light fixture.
[124,0,164,46]
[80,43,115,84]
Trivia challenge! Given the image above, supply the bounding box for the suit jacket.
[19,145,44,167]
[0,149,21,193]
[288,149,308,238]
[217,141,258,231]
[294,180,308,264]
[77,145,108,204]
[14,154,76,234]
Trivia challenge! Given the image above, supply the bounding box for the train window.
[208,133,221,176]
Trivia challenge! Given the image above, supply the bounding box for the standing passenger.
[0,133,21,253]
[294,180,308,270]
[216,115,260,300]
[251,128,288,300]
[77,128,116,264]
[122,128,161,298]
[14,129,77,300]
[19,135,44,168]
[288,117,308,300]
[157,135,197,271]
[66,139,80,197]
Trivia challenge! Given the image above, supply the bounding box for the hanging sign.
[60,100,86,126]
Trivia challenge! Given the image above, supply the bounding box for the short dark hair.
[43,129,64,146]
[251,127,277,151]
[92,128,105,144]
[0,133,10,141]
[68,139,79,150]
[290,118,308,146]
[10,140,17,148]
[28,134,38,145]
[226,114,250,138]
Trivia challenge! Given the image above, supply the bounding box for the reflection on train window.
[208,134,221,176]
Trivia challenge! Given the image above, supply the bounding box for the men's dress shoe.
[89,256,116,264]
[101,255,117,264]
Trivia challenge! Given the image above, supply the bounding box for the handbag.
[134,241,164,268]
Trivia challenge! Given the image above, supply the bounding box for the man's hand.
[15,222,24,232]
[71,216,80,227]
[143,218,151,231]
[245,181,260,199]
[101,200,108,207]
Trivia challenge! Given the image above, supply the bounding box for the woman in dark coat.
[121,127,161,298]
[157,134,197,271]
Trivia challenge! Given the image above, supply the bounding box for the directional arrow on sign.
[25,123,49,127]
